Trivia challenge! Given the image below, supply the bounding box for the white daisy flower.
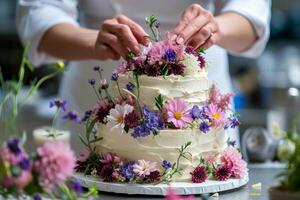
[107,104,134,129]
[133,160,158,177]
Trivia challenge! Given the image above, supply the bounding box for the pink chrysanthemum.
[34,141,76,187]
[214,165,233,181]
[190,166,208,183]
[165,98,193,129]
[221,147,248,179]
[205,103,227,127]
[165,188,195,200]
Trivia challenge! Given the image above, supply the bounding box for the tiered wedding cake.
[76,17,247,184]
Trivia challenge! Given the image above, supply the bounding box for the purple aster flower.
[126,82,135,91]
[229,116,240,128]
[100,164,114,182]
[168,63,185,75]
[63,111,81,123]
[185,46,197,55]
[227,139,236,147]
[146,170,161,181]
[33,194,42,200]
[49,99,67,111]
[88,78,96,85]
[124,110,139,129]
[111,73,119,81]
[198,55,206,69]
[154,20,160,28]
[93,66,100,71]
[190,105,201,119]
[69,181,83,195]
[7,138,21,155]
[19,157,31,170]
[164,49,176,62]
[131,124,151,138]
[162,160,172,169]
[144,64,161,76]
[199,121,210,133]
[121,161,135,180]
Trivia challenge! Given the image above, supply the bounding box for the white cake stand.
[72,173,249,196]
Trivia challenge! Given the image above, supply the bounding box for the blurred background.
[1,0,300,163]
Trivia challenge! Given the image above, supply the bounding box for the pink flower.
[2,170,32,191]
[34,141,76,187]
[165,99,193,129]
[165,188,195,200]
[115,62,128,74]
[205,103,227,127]
[214,164,232,181]
[100,152,121,164]
[209,84,234,112]
[203,152,217,166]
[221,147,248,179]
[190,166,208,183]
[133,160,157,177]
[99,79,107,86]
[77,148,91,162]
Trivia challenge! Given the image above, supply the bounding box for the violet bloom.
[190,105,201,119]
[69,181,84,195]
[49,99,67,111]
[7,138,21,155]
[162,160,172,169]
[121,161,135,180]
[19,157,31,170]
[63,111,81,123]
[199,121,210,133]
[111,73,119,81]
[164,49,176,62]
[88,78,96,86]
[126,82,135,91]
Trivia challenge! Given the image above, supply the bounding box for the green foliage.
[154,94,164,111]
[145,15,161,42]
[277,112,300,191]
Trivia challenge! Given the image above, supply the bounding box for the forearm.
[215,12,258,53]
[38,23,98,60]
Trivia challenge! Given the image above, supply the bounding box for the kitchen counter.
[96,166,284,200]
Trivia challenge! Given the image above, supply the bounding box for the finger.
[187,22,217,48]
[97,44,120,60]
[199,34,218,50]
[106,24,140,55]
[116,15,150,45]
[176,14,211,45]
[172,4,202,36]
[100,32,129,57]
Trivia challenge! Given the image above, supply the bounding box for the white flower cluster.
[181,53,200,76]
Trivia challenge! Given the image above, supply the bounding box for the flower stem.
[50,108,61,138]
[116,80,125,99]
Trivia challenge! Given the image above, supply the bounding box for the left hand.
[172,4,221,50]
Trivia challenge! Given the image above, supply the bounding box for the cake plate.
[72,173,249,196]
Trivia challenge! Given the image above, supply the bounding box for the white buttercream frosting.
[96,125,227,182]
[110,72,209,110]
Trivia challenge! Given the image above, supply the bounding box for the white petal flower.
[133,160,158,177]
[107,104,134,129]
[181,53,200,76]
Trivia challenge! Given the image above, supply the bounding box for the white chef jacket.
[16,0,271,151]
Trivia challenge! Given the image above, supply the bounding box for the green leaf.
[197,48,205,54]
[154,94,164,111]
[79,135,89,147]
[89,137,103,144]
[126,52,135,61]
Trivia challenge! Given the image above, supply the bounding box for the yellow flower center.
[212,112,220,119]
[174,112,183,120]
[117,116,123,124]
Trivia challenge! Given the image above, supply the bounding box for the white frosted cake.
[76,19,247,184]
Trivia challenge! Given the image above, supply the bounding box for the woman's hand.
[172,4,221,50]
[94,15,149,60]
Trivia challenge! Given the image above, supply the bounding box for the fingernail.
[176,37,184,44]
[171,34,177,41]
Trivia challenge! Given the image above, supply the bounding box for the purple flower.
[164,49,176,62]
[144,64,161,76]
[121,161,135,180]
[19,157,30,170]
[63,111,81,123]
[229,116,240,129]
[198,55,206,69]
[69,181,83,195]
[199,121,210,133]
[131,106,164,138]
[81,110,92,122]
[126,82,135,91]
[214,165,232,181]
[190,105,201,119]
[7,138,21,155]
[190,166,208,183]
[33,194,42,200]
[88,78,96,85]
[124,110,139,129]
[111,73,119,81]
[185,46,197,55]
[154,20,160,28]
[162,160,171,169]
[145,170,161,181]
[93,66,100,71]
[94,102,113,124]
[100,164,114,182]
[168,63,185,75]
[49,99,67,111]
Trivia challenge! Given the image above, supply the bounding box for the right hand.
[94,15,149,60]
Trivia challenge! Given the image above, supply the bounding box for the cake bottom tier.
[96,125,228,182]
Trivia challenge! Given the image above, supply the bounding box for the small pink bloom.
[209,84,234,112]
[2,171,32,191]
[77,148,91,162]
[115,62,127,74]
[205,103,227,127]
[34,141,76,187]
[165,98,192,129]
[99,79,107,86]
[165,188,195,200]
[133,160,157,177]
[203,152,217,166]
[100,152,121,164]
[221,146,248,179]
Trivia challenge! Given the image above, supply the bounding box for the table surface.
[96,166,284,200]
